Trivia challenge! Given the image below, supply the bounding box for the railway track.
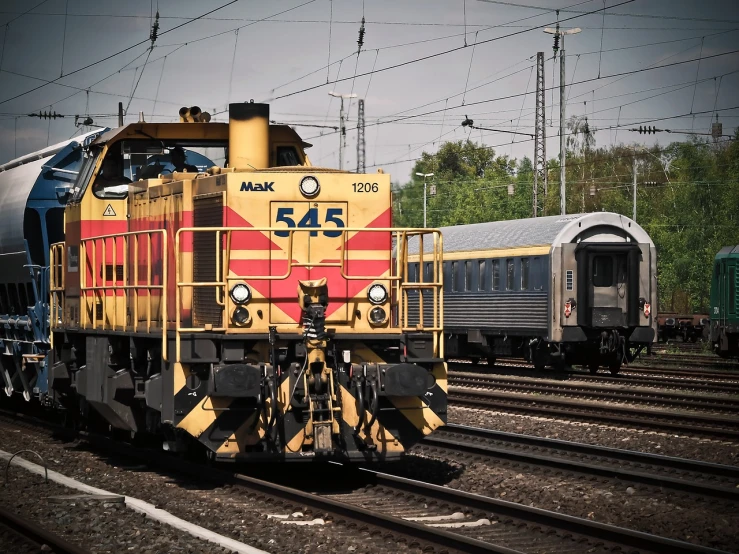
[449,362,739,394]
[448,386,739,440]
[1,411,728,554]
[0,504,90,554]
[419,424,739,501]
[449,371,739,415]
[634,354,739,371]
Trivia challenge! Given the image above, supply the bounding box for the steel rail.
[72,430,517,554]
[0,504,91,554]
[448,363,739,394]
[448,387,739,439]
[359,469,728,554]
[0,410,730,554]
[449,372,739,413]
[421,424,739,500]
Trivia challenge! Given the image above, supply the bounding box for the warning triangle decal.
[103,204,116,217]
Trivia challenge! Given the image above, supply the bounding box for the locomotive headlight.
[230,283,251,304]
[369,306,387,326]
[232,307,251,326]
[299,176,320,198]
[367,283,388,305]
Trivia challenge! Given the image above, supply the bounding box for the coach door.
[576,243,640,328]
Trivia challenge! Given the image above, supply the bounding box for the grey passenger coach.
[408,212,657,374]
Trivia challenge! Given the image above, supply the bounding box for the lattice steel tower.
[533,51,547,217]
[356,99,366,174]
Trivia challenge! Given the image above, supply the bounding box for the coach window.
[465,261,472,291]
[424,262,434,283]
[593,255,613,287]
[492,259,500,290]
[451,261,458,292]
[506,258,514,291]
[478,260,487,291]
[521,257,530,290]
[533,257,543,290]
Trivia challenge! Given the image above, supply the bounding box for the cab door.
[64,147,129,329]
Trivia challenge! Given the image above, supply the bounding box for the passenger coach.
[409,213,657,374]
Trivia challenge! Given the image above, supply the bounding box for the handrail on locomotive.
[51,227,444,364]
[176,226,443,363]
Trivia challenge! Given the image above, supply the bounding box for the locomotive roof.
[716,245,739,257]
[409,212,654,255]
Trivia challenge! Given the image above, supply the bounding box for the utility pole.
[544,21,581,215]
[416,172,434,227]
[533,51,546,217]
[632,153,637,222]
[357,99,366,173]
[328,91,357,170]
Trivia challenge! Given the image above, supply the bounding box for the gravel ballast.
[0,477,235,554]
[0,425,419,554]
[448,405,739,466]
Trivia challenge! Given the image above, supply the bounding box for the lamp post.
[415,172,434,227]
[543,25,581,215]
[328,91,357,170]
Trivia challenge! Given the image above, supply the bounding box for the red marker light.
[564,301,572,318]
[644,302,651,317]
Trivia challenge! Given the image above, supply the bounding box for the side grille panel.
[193,194,223,327]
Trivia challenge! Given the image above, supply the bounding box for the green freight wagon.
[710,246,739,358]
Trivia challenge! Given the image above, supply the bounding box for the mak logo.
[240,181,274,192]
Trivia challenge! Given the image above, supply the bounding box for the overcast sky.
[0,0,737,181]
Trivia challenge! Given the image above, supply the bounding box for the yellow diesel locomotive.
[48,102,446,461]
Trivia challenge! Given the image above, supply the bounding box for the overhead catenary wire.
[226,29,240,105]
[0,0,241,107]
[59,0,68,78]
[0,24,7,73]
[302,49,739,142]
[365,106,739,170]
[271,0,634,101]
[0,0,50,27]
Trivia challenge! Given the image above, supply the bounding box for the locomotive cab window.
[275,146,302,166]
[592,255,614,287]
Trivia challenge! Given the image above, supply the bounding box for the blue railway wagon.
[0,131,101,400]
